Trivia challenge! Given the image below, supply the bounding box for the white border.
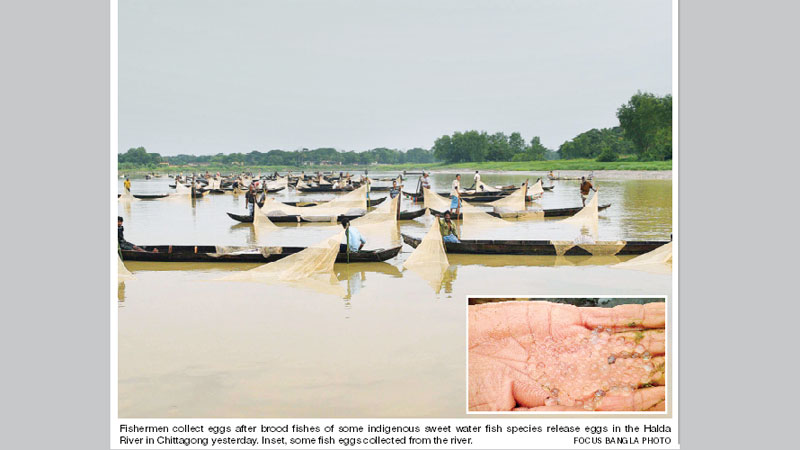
[110,0,119,426]
[464,295,671,416]
[110,0,679,447]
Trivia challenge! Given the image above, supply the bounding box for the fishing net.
[561,191,600,239]
[261,186,367,222]
[550,240,628,257]
[252,203,279,242]
[611,241,673,274]
[218,229,345,296]
[118,188,139,202]
[267,176,288,190]
[349,193,401,249]
[209,178,222,189]
[423,188,452,212]
[487,183,544,219]
[528,179,544,198]
[461,198,513,239]
[403,219,450,292]
[318,176,332,185]
[475,180,501,192]
[210,245,282,257]
[118,255,135,281]
[296,178,310,189]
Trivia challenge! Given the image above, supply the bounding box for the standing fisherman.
[245,184,257,216]
[123,177,131,193]
[450,174,462,215]
[579,176,596,207]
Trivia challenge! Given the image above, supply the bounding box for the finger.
[647,400,666,411]
[594,386,665,411]
[611,330,666,355]
[513,405,586,412]
[580,302,665,330]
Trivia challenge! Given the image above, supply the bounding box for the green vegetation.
[119,90,672,171]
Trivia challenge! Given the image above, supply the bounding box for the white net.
[422,188,452,212]
[349,193,401,249]
[118,255,135,281]
[475,180,501,192]
[528,179,544,198]
[267,176,288,190]
[261,186,367,220]
[118,188,139,202]
[488,182,536,218]
[611,241,673,274]
[318,176,332,185]
[561,191,600,239]
[460,199,512,239]
[253,203,279,242]
[218,230,345,296]
[551,240,628,256]
[403,219,450,292]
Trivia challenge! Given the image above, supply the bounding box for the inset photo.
[468,297,667,413]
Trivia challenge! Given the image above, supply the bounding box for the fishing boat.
[282,197,386,207]
[401,234,668,256]
[132,193,170,199]
[402,191,510,202]
[428,203,611,218]
[121,245,402,263]
[227,207,425,223]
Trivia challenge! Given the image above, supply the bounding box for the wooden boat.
[402,191,509,202]
[428,203,611,218]
[132,193,170,199]
[296,186,357,193]
[282,197,386,207]
[401,234,668,256]
[121,244,402,263]
[227,207,425,223]
[542,185,554,191]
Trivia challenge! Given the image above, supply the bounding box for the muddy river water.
[117,171,672,417]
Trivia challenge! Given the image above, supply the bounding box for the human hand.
[469,301,666,411]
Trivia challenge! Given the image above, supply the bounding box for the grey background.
[3,0,796,449]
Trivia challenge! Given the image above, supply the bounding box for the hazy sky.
[119,0,671,156]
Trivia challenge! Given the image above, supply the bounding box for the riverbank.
[119,158,671,176]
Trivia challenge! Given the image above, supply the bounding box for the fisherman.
[123,177,131,192]
[117,216,153,252]
[340,218,366,253]
[420,172,431,191]
[579,176,596,206]
[549,170,554,178]
[439,211,460,243]
[473,171,481,189]
[450,174,462,214]
[245,184,257,215]
[332,179,341,189]
[389,179,402,199]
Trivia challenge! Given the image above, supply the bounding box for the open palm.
[469,301,666,411]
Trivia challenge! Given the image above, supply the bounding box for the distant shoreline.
[118,159,671,178]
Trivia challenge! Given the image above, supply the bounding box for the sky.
[119,0,672,156]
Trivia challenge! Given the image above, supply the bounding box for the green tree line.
[119,91,672,167]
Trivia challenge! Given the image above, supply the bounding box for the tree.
[616,91,672,160]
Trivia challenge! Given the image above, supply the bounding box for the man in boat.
[439,211,460,243]
[245,184,257,215]
[450,174,462,214]
[389,179,403,199]
[420,172,431,191]
[117,216,152,252]
[123,177,131,192]
[473,171,481,190]
[340,218,366,253]
[579,176,596,206]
